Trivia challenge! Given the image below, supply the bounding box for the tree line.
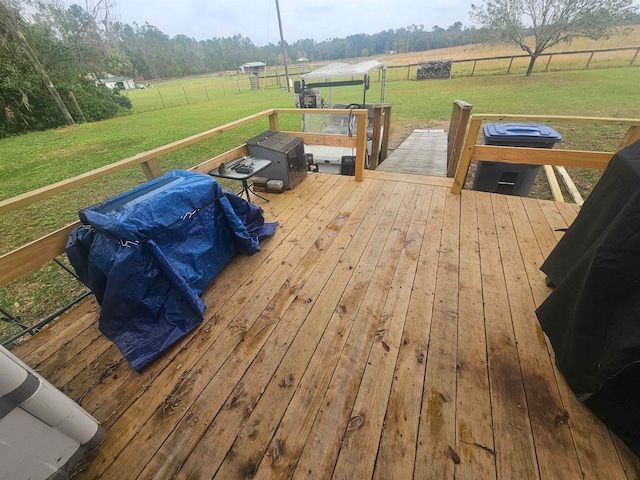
[1,0,638,137]
[99,22,484,80]
[0,1,486,136]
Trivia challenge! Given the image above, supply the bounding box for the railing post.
[268,111,280,131]
[451,117,482,194]
[630,47,640,66]
[617,126,640,151]
[507,57,514,74]
[140,158,164,180]
[380,106,392,163]
[471,60,477,76]
[447,100,473,178]
[354,110,367,182]
[544,54,553,72]
[369,106,383,169]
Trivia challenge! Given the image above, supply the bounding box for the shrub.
[70,82,131,122]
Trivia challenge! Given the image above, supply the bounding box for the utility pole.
[275,0,291,92]
[0,2,75,126]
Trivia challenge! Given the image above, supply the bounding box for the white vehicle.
[294,60,387,174]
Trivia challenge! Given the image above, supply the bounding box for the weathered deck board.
[414,187,459,479]
[510,200,628,479]
[331,182,423,479]
[372,184,437,480]
[11,172,638,480]
[252,181,400,480]
[152,177,382,480]
[477,191,539,480]
[496,195,582,479]
[82,175,360,479]
[376,129,448,177]
[292,181,414,480]
[14,299,99,363]
[455,190,497,479]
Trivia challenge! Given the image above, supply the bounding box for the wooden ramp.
[376,129,447,176]
[11,172,640,479]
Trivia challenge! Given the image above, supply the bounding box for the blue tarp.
[66,171,277,371]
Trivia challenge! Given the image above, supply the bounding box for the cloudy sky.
[61,0,474,45]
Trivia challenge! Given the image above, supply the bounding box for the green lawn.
[1,66,639,340]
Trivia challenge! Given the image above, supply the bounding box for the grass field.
[1,63,639,342]
[120,26,640,114]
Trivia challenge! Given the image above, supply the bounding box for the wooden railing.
[0,107,387,287]
[451,115,640,195]
[447,100,473,177]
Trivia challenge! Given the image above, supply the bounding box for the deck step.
[377,129,447,177]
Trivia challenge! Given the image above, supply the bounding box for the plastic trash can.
[472,123,562,196]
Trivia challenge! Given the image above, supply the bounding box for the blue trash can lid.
[484,123,563,142]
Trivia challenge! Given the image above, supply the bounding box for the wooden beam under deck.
[11,172,640,479]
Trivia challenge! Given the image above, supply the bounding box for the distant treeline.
[1,0,638,137]
[110,22,484,79]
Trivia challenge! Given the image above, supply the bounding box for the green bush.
[0,76,133,137]
[111,89,133,110]
[69,82,131,122]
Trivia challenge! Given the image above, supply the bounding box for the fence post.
[222,81,227,97]
[545,54,553,72]
[182,85,190,105]
[471,60,477,76]
[204,84,210,101]
[237,79,241,93]
[586,51,595,68]
[630,47,639,66]
[507,57,514,74]
[407,65,411,80]
[157,88,166,109]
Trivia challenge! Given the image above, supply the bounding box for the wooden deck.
[376,129,448,176]
[12,171,640,479]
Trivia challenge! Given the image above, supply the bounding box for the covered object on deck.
[537,140,640,458]
[66,170,276,371]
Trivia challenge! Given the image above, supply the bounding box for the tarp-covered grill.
[66,170,276,371]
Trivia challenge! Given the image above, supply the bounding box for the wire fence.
[124,46,639,114]
[384,46,640,81]
[126,66,312,113]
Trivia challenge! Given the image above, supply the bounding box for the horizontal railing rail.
[0,106,385,287]
[450,114,640,195]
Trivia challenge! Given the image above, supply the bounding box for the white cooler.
[0,346,105,479]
